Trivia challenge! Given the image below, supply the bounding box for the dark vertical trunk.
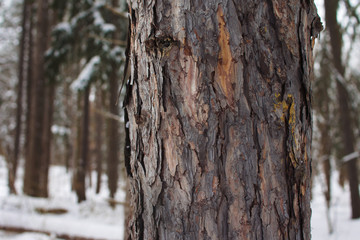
[107,65,120,199]
[73,92,83,192]
[9,0,31,194]
[64,80,73,172]
[25,1,34,164]
[39,83,55,195]
[107,0,121,200]
[314,42,333,228]
[125,0,319,239]
[23,0,49,198]
[95,87,104,194]
[75,86,90,202]
[324,0,360,219]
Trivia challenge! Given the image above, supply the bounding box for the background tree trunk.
[75,86,90,202]
[95,86,104,194]
[23,0,49,198]
[107,0,121,200]
[107,65,120,199]
[313,39,333,231]
[24,1,34,161]
[324,0,360,219]
[9,0,31,194]
[125,0,320,239]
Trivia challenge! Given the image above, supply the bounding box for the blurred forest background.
[0,0,360,239]
[0,0,128,202]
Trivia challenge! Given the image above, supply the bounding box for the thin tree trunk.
[95,86,104,194]
[23,0,49,198]
[24,1,33,167]
[324,0,360,219]
[125,0,320,239]
[314,41,333,231]
[107,65,120,199]
[64,80,73,172]
[75,86,90,202]
[9,0,31,194]
[73,92,83,192]
[107,0,120,200]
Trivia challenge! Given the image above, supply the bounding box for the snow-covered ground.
[311,172,360,239]
[1,155,360,239]
[0,156,125,240]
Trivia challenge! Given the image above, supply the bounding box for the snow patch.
[71,56,100,91]
[0,156,125,240]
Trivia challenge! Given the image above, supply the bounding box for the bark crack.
[253,119,265,240]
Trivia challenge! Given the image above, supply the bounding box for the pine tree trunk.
[107,65,120,199]
[95,86,104,194]
[39,83,55,195]
[64,80,73,172]
[25,2,34,161]
[23,0,49,198]
[125,0,320,239]
[9,0,31,194]
[73,92,83,192]
[324,0,360,219]
[75,86,90,202]
[314,43,332,213]
[107,0,121,200]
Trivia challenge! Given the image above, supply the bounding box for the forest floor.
[0,156,125,240]
[311,170,360,239]
[0,155,360,239]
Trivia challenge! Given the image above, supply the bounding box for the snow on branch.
[53,22,72,35]
[342,151,360,163]
[71,56,100,91]
[93,10,116,34]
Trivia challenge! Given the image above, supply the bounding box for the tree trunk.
[107,64,120,199]
[75,86,90,202]
[9,0,31,194]
[324,0,360,219]
[23,0,49,198]
[73,92,83,192]
[25,1,34,161]
[107,0,121,200]
[313,41,333,226]
[125,0,320,239]
[64,79,73,172]
[39,82,55,195]
[95,86,104,194]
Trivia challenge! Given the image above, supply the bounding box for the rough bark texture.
[324,0,360,219]
[125,0,320,239]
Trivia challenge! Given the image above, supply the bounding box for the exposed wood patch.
[215,5,235,109]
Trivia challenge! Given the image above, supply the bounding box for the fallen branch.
[35,207,68,215]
